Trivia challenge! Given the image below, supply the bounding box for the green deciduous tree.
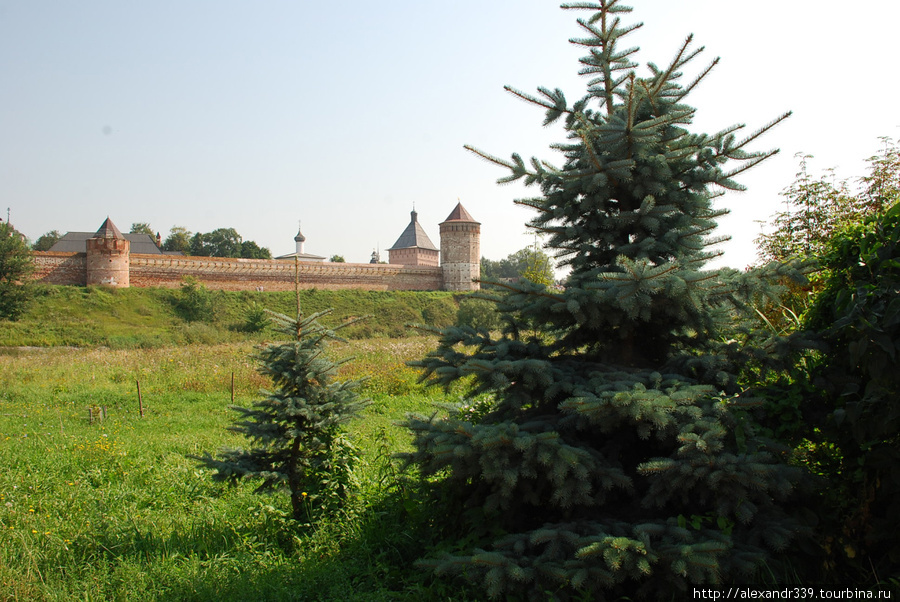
[32,230,61,252]
[193,309,369,521]
[403,2,803,597]
[756,138,900,264]
[480,246,555,285]
[191,228,242,257]
[130,222,154,236]
[757,157,856,262]
[0,222,34,320]
[520,244,555,286]
[239,239,272,259]
[189,227,270,259]
[162,226,192,254]
[752,139,900,334]
[859,137,900,213]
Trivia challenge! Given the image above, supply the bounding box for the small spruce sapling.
[193,308,369,521]
[403,1,805,598]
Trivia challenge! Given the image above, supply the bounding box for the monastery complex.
[29,203,481,292]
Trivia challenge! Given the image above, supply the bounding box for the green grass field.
[0,338,476,601]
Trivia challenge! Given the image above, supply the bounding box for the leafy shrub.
[244,302,269,333]
[793,202,900,581]
[175,277,215,322]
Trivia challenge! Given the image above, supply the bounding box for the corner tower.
[439,202,480,291]
[86,217,130,287]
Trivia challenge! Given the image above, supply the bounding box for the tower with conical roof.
[439,202,480,291]
[387,209,439,267]
[86,217,130,287]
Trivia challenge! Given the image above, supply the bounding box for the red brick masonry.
[32,252,444,291]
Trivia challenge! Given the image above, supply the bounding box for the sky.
[2,0,898,270]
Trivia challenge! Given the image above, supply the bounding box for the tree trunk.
[287,436,304,521]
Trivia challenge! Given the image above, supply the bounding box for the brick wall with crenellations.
[31,252,443,291]
[32,253,88,286]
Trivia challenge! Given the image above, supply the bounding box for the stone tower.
[86,217,130,287]
[439,202,480,291]
[387,209,440,267]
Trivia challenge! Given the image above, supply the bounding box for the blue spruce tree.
[194,309,369,522]
[403,1,804,598]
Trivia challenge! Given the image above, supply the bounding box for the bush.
[244,302,269,333]
[0,222,34,320]
[791,201,900,582]
[175,277,215,322]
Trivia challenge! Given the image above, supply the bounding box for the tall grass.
[0,339,477,601]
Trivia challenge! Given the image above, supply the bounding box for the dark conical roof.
[388,210,438,251]
[442,202,478,223]
[93,217,125,239]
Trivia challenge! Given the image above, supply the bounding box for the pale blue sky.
[2,1,898,269]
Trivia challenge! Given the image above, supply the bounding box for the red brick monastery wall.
[32,253,87,286]
[31,252,444,291]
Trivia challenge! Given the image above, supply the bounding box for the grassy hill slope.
[0,285,461,348]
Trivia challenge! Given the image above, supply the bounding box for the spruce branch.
[721,150,780,183]
[650,34,697,96]
[708,123,746,148]
[504,85,569,116]
[514,197,553,213]
[463,146,537,185]
[625,72,637,133]
[463,145,516,170]
[561,1,628,13]
[579,129,606,172]
[676,57,720,101]
[725,111,792,158]
[479,278,563,302]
